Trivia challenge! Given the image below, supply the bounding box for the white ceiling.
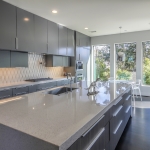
[4,0,150,37]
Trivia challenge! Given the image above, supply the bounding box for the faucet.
[67,73,73,92]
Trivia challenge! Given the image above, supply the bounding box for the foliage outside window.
[115,43,136,80]
[94,45,110,81]
[142,41,150,85]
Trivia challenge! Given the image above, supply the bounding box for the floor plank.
[115,108,150,150]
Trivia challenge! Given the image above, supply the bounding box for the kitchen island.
[0,81,131,150]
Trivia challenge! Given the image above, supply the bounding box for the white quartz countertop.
[0,81,131,150]
[0,76,74,90]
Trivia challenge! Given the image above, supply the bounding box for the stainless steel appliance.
[25,78,53,82]
[76,73,83,82]
[76,61,83,70]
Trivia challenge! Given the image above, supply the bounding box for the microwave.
[76,61,83,70]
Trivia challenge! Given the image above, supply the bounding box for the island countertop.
[0,81,131,150]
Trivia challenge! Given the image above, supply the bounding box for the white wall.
[91,30,150,96]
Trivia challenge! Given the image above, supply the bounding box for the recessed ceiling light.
[85,27,88,30]
[24,18,29,21]
[52,10,57,13]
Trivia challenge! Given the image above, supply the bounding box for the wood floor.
[116,107,150,150]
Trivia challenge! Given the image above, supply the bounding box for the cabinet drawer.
[104,123,109,148]
[13,86,29,96]
[122,89,131,103]
[28,85,37,93]
[62,80,69,85]
[124,105,131,127]
[37,82,56,91]
[111,96,123,118]
[0,89,12,99]
[80,115,105,150]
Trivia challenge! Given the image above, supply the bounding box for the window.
[115,42,136,81]
[93,45,110,81]
[142,41,150,85]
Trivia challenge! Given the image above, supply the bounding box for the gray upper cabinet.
[48,21,59,55]
[0,50,11,68]
[0,1,16,50]
[34,15,47,54]
[45,55,70,67]
[67,29,74,56]
[17,8,35,52]
[59,25,67,55]
[11,51,28,67]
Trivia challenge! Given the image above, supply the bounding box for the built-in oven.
[76,61,83,70]
[76,73,84,82]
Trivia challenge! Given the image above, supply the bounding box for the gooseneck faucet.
[67,73,73,92]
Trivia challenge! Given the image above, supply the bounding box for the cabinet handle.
[79,54,80,60]
[125,89,130,94]
[82,115,105,137]
[126,95,131,101]
[113,120,123,134]
[15,37,18,50]
[114,96,122,105]
[85,127,105,150]
[0,95,11,99]
[15,92,27,96]
[126,106,131,113]
[113,105,123,117]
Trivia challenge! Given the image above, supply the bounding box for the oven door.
[76,61,83,70]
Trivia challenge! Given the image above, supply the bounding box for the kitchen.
[0,0,149,150]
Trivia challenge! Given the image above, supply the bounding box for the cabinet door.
[67,29,74,56]
[11,51,28,67]
[76,47,80,60]
[0,50,11,68]
[13,86,29,96]
[0,89,12,99]
[17,8,35,52]
[80,33,87,47]
[80,48,90,63]
[48,21,59,55]
[0,1,16,50]
[63,57,70,67]
[76,32,80,46]
[34,15,47,54]
[53,56,62,67]
[59,25,67,55]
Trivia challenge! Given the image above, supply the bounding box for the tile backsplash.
[0,53,64,83]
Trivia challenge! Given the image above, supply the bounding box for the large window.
[93,45,110,81]
[115,42,136,81]
[142,41,150,85]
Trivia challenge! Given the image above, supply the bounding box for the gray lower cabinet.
[28,85,37,93]
[0,50,11,68]
[0,1,16,50]
[36,82,56,91]
[0,89,13,99]
[68,90,131,150]
[13,86,29,96]
[11,51,28,67]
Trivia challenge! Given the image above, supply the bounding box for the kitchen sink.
[46,87,78,95]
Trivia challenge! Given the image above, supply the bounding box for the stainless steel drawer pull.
[126,95,131,101]
[113,105,123,117]
[126,106,131,113]
[82,115,105,137]
[16,92,27,95]
[113,120,123,134]
[114,97,122,105]
[86,127,105,150]
[0,95,11,99]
